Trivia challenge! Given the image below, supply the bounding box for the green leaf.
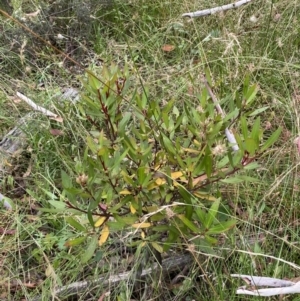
[206,219,236,234]
[261,127,282,152]
[86,135,98,154]
[221,177,245,184]
[118,112,132,134]
[245,84,258,105]
[113,214,138,225]
[88,72,101,91]
[87,210,95,228]
[38,208,66,213]
[204,146,213,178]
[178,215,200,233]
[195,237,216,254]
[249,106,269,117]
[194,207,207,226]
[178,186,193,219]
[243,162,260,170]
[66,217,87,232]
[236,175,260,182]
[162,134,176,155]
[65,237,86,247]
[250,117,261,144]
[81,235,98,263]
[112,149,129,170]
[206,199,220,228]
[137,166,146,185]
[49,200,66,209]
[245,137,258,155]
[240,116,248,139]
[204,234,218,245]
[106,220,126,230]
[61,170,72,189]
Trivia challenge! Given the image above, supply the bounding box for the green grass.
[1,0,300,300]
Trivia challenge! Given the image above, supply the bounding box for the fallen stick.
[16,92,58,118]
[182,0,253,18]
[32,254,193,301]
[231,274,300,296]
[0,192,13,210]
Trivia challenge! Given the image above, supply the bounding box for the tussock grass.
[1,0,300,300]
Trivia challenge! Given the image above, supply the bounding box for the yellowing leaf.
[155,178,166,185]
[99,225,110,246]
[182,148,200,154]
[147,182,158,190]
[193,191,217,201]
[173,180,181,187]
[130,203,136,214]
[45,263,56,278]
[171,171,183,179]
[132,222,152,229]
[141,231,146,240]
[142,206,159,212]
[119,190,132,195]
[151,242,163,253]
[94,216,106,227]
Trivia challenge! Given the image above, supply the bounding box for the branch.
[201,75,239,152]
[32,254,193,301]
[231,274,300,296]
[0,193,13,210]
[16,92,58,118]
[182,0,253,18]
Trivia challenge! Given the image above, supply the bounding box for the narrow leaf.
[81,235,98,263]
[151,242,164,253]
[240,116,248,139]
[245,84,258,105]
[64,237,86,247]
[261,127,282,152]
[249,106,269,117]
[206,199,220,228]
[132,222,152,229]
[94,216,106,228]
[206,219,236,234]
[61,170,72,189]
[178,215,199,233]
[66,217,86,232]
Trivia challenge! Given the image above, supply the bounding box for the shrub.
[52,65,281,262]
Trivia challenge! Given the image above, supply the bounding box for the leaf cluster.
[53,65,281,262]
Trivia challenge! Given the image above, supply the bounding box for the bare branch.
[182,0,253,18]
[16,92,58,118]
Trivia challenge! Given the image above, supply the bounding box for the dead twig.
[182,0,253,18]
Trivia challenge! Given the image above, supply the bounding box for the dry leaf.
[25,10,40,17]
[0,228,16,235]
[161,44,175,52]
[50,116,63,123]
[49,129,64,136]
